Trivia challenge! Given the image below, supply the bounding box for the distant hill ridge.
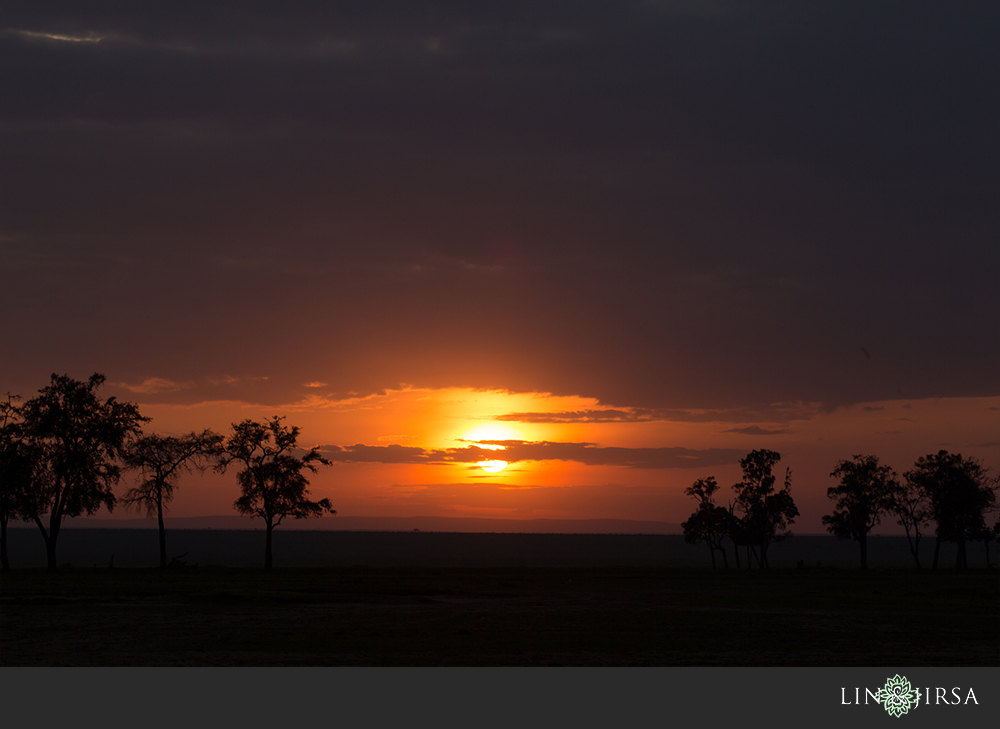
[44,515,683,534]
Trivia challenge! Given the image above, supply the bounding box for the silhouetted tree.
[731,449,798,569]
[970,518,999,569]
[0,395,35,573]
[682,477,734,568]
[725,504,750,569]
[218,417,335,569]
[18,374,147,571]
[906,451,998,569]
[992,518,1000,568]
[122,429,224,568]
[892,473,934,568]
[822,454,900,569]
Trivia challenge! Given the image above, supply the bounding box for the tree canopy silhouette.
[0,394,37,573]
[731,449,798,569]
[823,454,900,569]
[906,450,997,569]
[122,429,224,568]
[218,417,335,569]
[680,450,797,569]
[17,374,147,571]
[681,476,734,568]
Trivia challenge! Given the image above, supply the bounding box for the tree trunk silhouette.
[903,531,922,568]
[264,518,274,570]
[157,492,167,569]
[859,534,868,569]
[0,518,9,573]
[932,536,941,570]
[33,512,60,572]
[954,539,966,570]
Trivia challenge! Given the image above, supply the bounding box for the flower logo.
[880,675,918,718]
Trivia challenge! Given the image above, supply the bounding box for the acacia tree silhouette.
[906,450,998,569]
[681,476,734,568]
[0,394,36,573]
[823,454,900,569]
[731,449,798,569]
[218,417,335,569]
[17,374,147,571]
[122,430,224,568]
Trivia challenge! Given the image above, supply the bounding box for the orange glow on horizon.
[119,386,1000,530]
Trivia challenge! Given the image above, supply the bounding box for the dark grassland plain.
[2,565,997,666]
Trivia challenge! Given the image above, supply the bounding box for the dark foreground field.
[2,566,997,666]
[3,528,987,569]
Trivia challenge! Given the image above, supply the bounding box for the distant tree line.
[5,374,997,573]
[823,452,998,569]
[683,449,999,570]
[1,373,334,573]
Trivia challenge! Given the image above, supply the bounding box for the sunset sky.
[2,2,997,532]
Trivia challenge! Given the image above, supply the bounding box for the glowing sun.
[459,422,523,475]
[478,459,508,473]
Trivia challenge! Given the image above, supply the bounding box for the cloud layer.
[322,440,744,469]
[2,1,996,411]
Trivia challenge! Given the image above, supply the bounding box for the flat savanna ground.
[2,567,997,666]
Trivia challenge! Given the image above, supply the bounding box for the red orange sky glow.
[2,3,997,534]
[107,386,999,533]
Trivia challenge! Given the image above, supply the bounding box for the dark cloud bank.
[2,1,997,411]
[322,440,745,469]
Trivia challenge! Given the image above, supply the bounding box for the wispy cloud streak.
[321,441,743,469]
